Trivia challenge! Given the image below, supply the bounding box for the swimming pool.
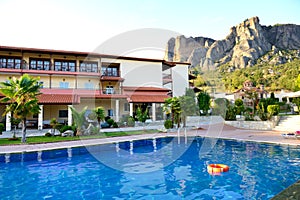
[0,137,299,199]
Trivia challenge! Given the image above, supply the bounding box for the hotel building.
[0,46,190,131]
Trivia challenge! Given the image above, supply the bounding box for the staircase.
[273,115,300,133]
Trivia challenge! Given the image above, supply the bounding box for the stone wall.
[224,116,280,130]
[186,116,280,130]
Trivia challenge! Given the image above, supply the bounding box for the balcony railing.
[101,89,122,95]
[101,71,120,77]
[0,62,100,73]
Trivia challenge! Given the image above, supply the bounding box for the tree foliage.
[163,97,181,128]
[70,106,87,136]
[93,106,105,125]
[136,106,149,123]
[220,58,300,92]
[0,74,42,143]
[197,91,211,115]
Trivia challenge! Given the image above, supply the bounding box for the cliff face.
[165,17,300,70]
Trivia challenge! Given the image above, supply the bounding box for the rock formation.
[164,16,300,70]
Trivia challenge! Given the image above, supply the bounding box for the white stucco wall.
[121,60,163,87]
[171,64,189,97]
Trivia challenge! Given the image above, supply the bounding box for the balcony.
[101,88,122,95]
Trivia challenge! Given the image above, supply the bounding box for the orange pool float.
[207,164,229,175]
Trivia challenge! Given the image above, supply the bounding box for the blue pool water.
[0,137,300,199]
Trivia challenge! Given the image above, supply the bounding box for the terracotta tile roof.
[129,94,169,103]
[39,89,128,104]
[100,76,124,82]
[2,87,169,104]
[37,94,79,104]
[123,86,170,92]
[124,86,170,103]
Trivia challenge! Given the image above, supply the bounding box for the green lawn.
[0,129,158,146]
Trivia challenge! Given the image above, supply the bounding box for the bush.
[106,118,114,127]
[105,116,111,121]
[225,105,236,121]
[112,122,119,128]
[127,116,135,127]
[234,99,244,115]
[244,111,254,121]
[267,105,280,117]
[59,125,74,133]
[164,119,173,129]
[136,107,148,123]
[0,123,4,134]
[90,126,101,135]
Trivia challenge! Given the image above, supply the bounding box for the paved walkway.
[1,123,299,154]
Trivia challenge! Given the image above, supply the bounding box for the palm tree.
[0,74,42,143]
[163,97,181,128]
[70,106,87,136]
[93,106,105,127]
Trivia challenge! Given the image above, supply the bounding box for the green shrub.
[127,116,135,127]
[267,105,280,117]
[106,118,114,127]
[90,126,101,135]
[244,111,254,121]
[0,123,4,133]
[225,105,236,121]
[136,107,148,123]
[59,125,73,133]
[234,99,244,115]
[112,122,119,128]
[164,119,173,129]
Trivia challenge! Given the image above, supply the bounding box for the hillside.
[164,16,300,92]
[164,16,300,70]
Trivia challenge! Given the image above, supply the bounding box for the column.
[38,105,43,130]
[68,105,73,126]
[152,103,156,121]
[129,103,133,117]
[5,111,11,131]
[115,99,120,122]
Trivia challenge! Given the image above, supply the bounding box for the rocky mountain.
[164,16,300,70]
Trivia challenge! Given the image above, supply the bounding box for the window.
[59,110,68,118]
[0,57,22,69]
[54,60,76,72]
[79,61,98,73]
[108,109,114,116]
[106,85,114,94]
[124,103,129,112]
[84,81,94,89]
[29,59,51,70]
[101,62,120,76]
[59,81,69,88]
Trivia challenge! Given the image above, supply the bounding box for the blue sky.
[0,0,299,58]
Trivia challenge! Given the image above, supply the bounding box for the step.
[273,115,300,132]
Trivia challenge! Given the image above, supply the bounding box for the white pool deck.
[0,123,299,154]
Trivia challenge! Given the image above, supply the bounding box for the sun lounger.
[281,132,300,139]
